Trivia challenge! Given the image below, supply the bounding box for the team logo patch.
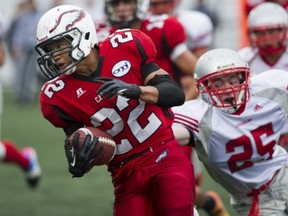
[254,104,263,112]
[76,87,86,98]
[112,60,131,77]
[156,149,169,163]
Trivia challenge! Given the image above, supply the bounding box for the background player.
[35,5,196,216]
[148,0,214,58]
[238,2,288,149]
[172,48,288,216]
[0,10,41,189]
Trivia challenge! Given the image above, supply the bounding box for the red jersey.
[39,29,175,166]
[108,15,187,82]
[140,15,187,81]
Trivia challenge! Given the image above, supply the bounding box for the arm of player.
[95,69,185,108]
[172,124,195,146]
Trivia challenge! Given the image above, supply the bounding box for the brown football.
[69,127,116,166]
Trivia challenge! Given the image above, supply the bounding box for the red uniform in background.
[140,15,187,82]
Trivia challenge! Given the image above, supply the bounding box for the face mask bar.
[35,28,85,79]
[197,67,250,112]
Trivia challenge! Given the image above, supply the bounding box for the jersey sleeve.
[237,47,257,64]
[117,29,160,79]
[172,99,208,140]
[250,69,288,112]
[135,29,157,64]
[177,10,213,50]
[163,16,188,60]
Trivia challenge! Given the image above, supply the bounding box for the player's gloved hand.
[95,77,141,99]
[64,132,102,178]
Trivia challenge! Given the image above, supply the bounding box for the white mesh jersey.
[175,9,213,51]
[172,69,288,196]
[238,47,288,76]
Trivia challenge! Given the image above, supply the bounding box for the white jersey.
[238,47,288,135]
[238,47,288,76]
[175,9,213,51]
[172,69,288,196]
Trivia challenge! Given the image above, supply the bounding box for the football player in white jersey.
[238,2,288,75]
[238,2,288,150]
[172,48,288,216]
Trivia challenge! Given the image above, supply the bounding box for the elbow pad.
[147,75,185,107]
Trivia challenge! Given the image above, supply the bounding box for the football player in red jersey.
[102,0,198,100]
[35,5,196,216]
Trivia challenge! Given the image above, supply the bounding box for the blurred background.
[0,0,241,89]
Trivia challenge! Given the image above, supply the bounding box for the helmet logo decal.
[112,60,131,77]
[217,63,235,70]
[49,9,86,33]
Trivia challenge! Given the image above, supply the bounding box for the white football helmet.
[35,5,98,79]
[248,2,288,56]
[196,48,250,114]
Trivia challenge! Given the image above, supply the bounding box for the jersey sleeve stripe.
[174,114,199,133]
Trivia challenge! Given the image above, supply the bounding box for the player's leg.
[112,140,194,216]
[151,140,195,216]
[259,165,288,216]
[231,165,288,216]
[21,147,42,188]
[0,140,30,168]
[114,193,155,216]
[112,161,156,216]
[0,141,41,188]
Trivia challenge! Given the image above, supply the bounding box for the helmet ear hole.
[85,32,90,40]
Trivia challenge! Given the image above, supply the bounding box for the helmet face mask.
[35,28,84,79]
[248,2,288,56]
[249,25,287,56]
[35,5,98,80]
[105,0,142,28]
[198,69,249,113]
[196,48,250,114]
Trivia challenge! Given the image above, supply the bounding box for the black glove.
[64,132,103,178]
[95,77,141,99]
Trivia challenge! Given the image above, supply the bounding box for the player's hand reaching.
[64,132,102,178]
[95,77,141,99]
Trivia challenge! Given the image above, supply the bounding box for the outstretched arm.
[172,124,195,146]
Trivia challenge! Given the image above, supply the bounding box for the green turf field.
[0,89,237,216]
